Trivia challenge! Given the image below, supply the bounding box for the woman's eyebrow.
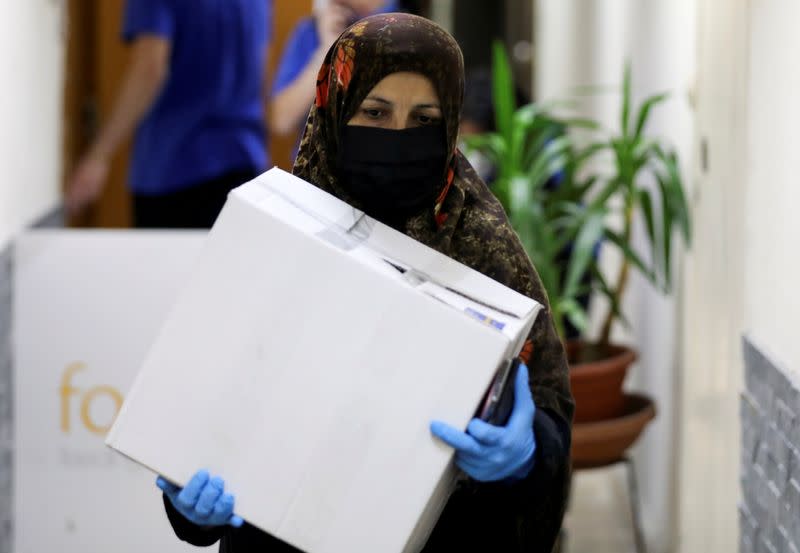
[363,96,392,105]
[415,102,441,110]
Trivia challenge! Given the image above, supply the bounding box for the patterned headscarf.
[293,13,463,225]
[293,17,573,548]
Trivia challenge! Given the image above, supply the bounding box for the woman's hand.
[316,1,357,50]
[156,469,244,528]
[65,154,109,215]
[430,363,537,482]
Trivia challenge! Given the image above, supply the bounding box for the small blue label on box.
[465,307,506,331]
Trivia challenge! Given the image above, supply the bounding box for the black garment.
[163,408,570,553]
[133,169,259,229]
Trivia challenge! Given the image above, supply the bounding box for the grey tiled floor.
[562,465,638,553]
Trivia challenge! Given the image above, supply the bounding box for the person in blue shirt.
[270,0,422,145]
[67,0,273,228]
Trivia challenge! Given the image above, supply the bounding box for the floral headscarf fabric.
[294,12,463,224]
[293,13,574,551]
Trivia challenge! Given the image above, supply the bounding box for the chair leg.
[623,457,647,553]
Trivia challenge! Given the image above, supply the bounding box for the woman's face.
[348,72,443,131]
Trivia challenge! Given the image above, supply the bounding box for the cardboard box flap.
[235,168,539,326]
[363,224,537,321]
[239,167,365,233]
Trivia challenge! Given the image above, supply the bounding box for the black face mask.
[337,125,448,224]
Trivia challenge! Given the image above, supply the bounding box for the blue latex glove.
[156,469,244,528]
[430,363,537,482]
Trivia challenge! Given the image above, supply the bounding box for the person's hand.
[65,154,109,215]
[316,1,357,49]
[430,363,537,482]
[156,469,244,528]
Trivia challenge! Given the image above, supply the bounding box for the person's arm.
[466,407,571,552]
[270,3,355,136]
[473,232,574,550]
[270,47,328,135]
[66,35,170,214]
[427,187,574,550]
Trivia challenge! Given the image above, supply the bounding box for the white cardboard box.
[106,168,542,553]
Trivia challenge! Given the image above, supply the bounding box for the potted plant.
[464,43,692,424]
[462,42,602,341]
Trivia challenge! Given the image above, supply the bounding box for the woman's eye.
[362,108,384,119]
[417,114,441,126]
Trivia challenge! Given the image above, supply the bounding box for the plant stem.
[599,201,633,344]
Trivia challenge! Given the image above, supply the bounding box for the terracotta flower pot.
[565,340,637,423]
[571,393,656,469]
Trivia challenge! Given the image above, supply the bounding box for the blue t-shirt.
[123,0,272,196]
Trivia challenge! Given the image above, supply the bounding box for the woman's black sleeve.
[469,407,572,551]
[162,494,227,547]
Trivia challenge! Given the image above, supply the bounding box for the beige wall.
[678,0,749,550]
[680,0,800,550]
[743,0,800,372]
[0,1,64,247]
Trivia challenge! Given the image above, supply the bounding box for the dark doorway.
[452,0,533,100]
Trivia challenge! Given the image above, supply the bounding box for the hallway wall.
[0,0,64,249]
[682,0,800,551]
[0,3,65,552]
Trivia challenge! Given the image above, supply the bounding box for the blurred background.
[1,1,798,552]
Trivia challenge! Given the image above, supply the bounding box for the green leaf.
[550,232,576,256]
[511,103,546,127]
[575,141,609,163]
[526,136,571,190]
[522,129,555,171]
[574,175,600,199]
[463,131,506,153]
[591,265,630,329]
[621,62,632,138]
[533,257,561,312]
[611,138,631,183]
[462,133,503,164]
[549,174,596,205]
[521,120,568,171]
[491,41,516,144]
[560,298,590,333]
[631,138,653,174]
[604,228,658,286]
[508,174,533,214]
[588,176,624,212]
[637,187,657,258]
[656,174,674,292]
[512,111,560,171]
[634,92,669,139]
[559,117,600,130]
[563,209,605,298]
[658,148,692,246]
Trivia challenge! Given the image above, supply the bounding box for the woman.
[270,0,425,142]
[158,14,573,553]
